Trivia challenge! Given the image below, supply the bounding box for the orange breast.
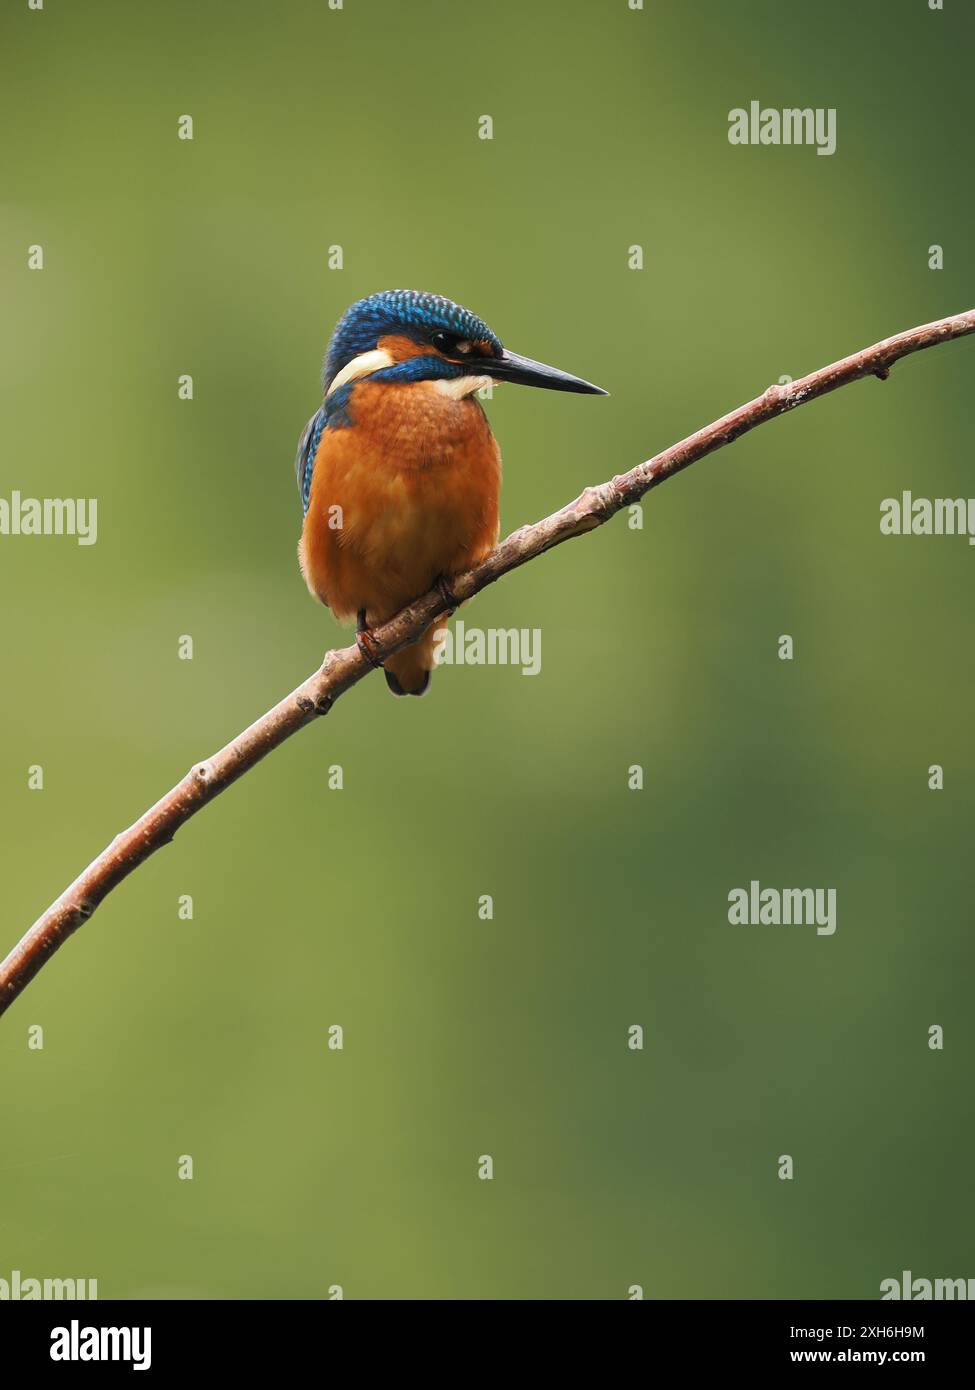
[299,380,501,625]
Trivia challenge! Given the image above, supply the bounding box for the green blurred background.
[1,0,972,1300]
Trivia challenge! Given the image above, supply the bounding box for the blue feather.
[294,406,328,516]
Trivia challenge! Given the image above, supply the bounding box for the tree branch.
[3,309,973,1019]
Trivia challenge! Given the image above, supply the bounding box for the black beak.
[475,348,608,395]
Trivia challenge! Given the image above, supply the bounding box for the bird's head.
[321,289,607,402]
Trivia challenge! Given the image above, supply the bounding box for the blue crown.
[322,290,502,391]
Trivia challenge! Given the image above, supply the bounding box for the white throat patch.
[433,375,493,400]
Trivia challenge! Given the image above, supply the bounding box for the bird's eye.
[431,331,460,355]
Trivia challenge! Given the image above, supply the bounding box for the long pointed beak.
[475,348,608,395]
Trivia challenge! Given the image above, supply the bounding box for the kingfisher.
[296,290,607,696]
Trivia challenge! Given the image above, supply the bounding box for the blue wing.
[295,406,328,517]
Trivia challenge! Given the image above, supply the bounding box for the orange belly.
[299,379,501,626]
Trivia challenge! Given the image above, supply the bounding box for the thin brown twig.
[2,309,973,1019]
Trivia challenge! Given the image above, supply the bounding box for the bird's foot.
[435,574,458,615]
[356,609,384,669]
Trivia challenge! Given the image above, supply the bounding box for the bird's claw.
[435,574,458,615]
[356,610,384,669]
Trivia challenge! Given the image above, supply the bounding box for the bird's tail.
[384,621,444,697]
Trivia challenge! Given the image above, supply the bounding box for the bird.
[295,289,607,696]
